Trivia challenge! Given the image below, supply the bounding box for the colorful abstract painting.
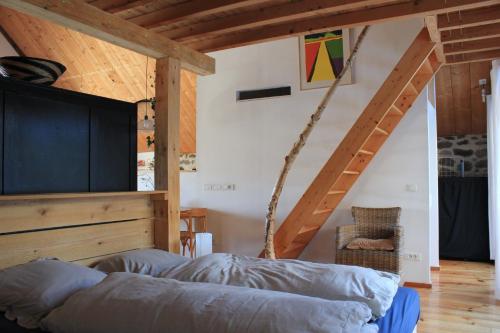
[299,29,352,90]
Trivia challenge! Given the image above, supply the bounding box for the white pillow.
[93,249,190,277]
[0,259,106,329]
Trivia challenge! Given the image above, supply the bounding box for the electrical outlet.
[203,184,236,191]
[404,253,422,262]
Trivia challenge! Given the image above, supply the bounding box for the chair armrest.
[336,225,359,250]
[392,225,404,254]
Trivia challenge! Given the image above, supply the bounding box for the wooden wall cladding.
[0,194,154,234]
[436,61,492,136]
[0,6,197,153]
[0,219,154,269]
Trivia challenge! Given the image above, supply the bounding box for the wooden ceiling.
[0,6,196,153]
[436,4,500,65]
[436,61,492,136]
[82,0,500,60]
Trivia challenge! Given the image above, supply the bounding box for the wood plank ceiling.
[83,0,500,60]
[432,4,499,136]
[0,6,196,153]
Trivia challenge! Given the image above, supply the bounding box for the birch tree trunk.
[264,26,370,259]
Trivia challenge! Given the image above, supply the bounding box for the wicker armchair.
[335,207,403,275]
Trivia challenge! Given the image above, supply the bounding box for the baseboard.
[430,266,440,271]
[404,281,432,289]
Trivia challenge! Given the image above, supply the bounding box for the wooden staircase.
[266,28,442,259]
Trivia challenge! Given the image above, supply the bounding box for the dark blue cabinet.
[0,77,137,194]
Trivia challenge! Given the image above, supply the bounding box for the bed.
[375,287,420,333]
[0,192,420,333]
[0,285,420,333]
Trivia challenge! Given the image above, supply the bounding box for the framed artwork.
[299,29,352,90]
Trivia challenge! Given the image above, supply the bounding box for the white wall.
[182,19,434,283]
[427,79,440,269]
[0,32,17,56]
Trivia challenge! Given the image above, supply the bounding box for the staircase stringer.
[268,28,441,258]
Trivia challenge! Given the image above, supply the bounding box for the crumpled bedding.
[41,272,379,333]
[160,253,400,318]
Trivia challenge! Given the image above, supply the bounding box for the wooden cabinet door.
[3,91,90,194]
[90,106,136,192]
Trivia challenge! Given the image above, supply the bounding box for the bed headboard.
[0,191,168,269]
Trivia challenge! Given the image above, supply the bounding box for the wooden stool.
[180,208,208,258]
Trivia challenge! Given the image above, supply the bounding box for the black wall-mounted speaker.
[237,86,291,101]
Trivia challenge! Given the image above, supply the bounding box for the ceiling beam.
[163,0,394,42]
[437,4,500,31]
[425,16,446,63]
[440,22,500,43]
[185,0,500,52]
[129,0,268,30]
[0,0,215,75]
[446,48,500,64]
[91,0,156,14]
[443,36,500,54]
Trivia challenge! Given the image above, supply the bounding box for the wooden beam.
[425,16,446,63]
[446,48,500,64]
[163,0,394,42]
[437,4,500,31]
[441,22,500,43]
[129,0,268,30]
[90,0,155,14]
[443,36,500,54]
[186,0,499,52]
[154,57,181,253]
[0,0,215,75]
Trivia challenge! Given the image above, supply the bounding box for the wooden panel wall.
[436,61,492,136]
[0,192,166,269]
[0,6,196,153]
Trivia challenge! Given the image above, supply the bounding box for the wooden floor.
[418,260,499,333]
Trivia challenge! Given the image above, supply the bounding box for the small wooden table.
[180,208,208,258]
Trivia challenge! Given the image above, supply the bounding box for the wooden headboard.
[0,191,168,269]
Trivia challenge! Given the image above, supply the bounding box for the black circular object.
[0,56,66,86]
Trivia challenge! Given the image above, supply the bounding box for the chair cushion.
[346,238,394,251]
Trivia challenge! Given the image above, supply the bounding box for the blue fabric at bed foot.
[374,287,420,333]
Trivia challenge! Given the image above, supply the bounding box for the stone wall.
[437,134,487,177]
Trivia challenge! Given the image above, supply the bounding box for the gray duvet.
[160,253,400,318]
[42,273,378,333]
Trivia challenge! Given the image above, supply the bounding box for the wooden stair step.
[374,127,389,136]
[297,225,321,235]
[328,190,346,195]
[312,208,333,215]
[405,82,419,95]
[282,241,306,254]
[421,57,434,74]
[358,149,374,156]
[390,105,404,116]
